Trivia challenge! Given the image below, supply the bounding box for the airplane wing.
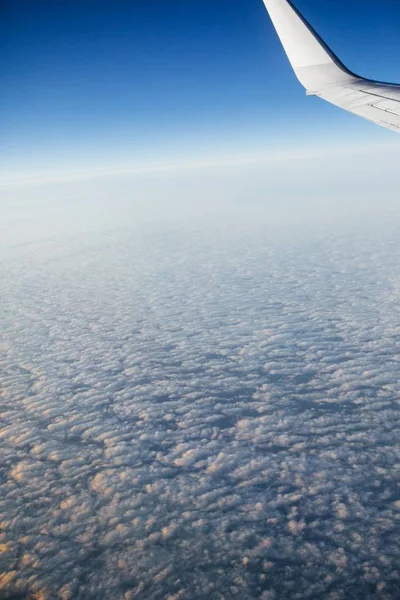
[262,0,400,133]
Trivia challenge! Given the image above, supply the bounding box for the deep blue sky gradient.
[2,0,400,176]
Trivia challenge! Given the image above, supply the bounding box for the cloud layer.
[1,216,400,599]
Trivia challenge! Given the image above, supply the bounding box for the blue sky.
[2,0,400,179]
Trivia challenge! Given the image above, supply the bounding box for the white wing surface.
[262,0,400,133]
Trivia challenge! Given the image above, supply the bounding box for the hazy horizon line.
[2,139,400,190]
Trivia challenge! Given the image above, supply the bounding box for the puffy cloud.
[1,216,400,598]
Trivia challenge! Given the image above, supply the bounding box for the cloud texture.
[1,215,400,599]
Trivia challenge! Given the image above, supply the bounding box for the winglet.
[262,0,358,91]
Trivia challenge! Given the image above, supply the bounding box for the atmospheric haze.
[1,146,400,599]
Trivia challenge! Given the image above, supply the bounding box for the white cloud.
[1,198,400,598]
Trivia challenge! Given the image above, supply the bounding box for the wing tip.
[263,0,357,90]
